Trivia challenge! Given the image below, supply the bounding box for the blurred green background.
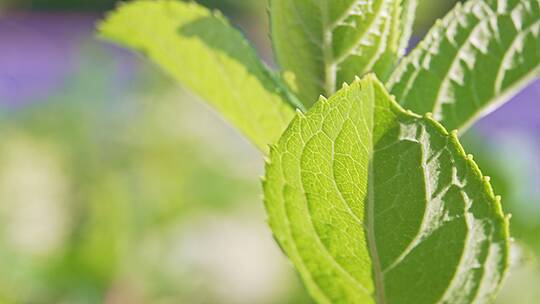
[1,0,539,303]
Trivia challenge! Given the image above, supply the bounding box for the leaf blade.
[264,75,509,303]
[98,0,297,153]
[270,0,416,107]
[388,0,540,133]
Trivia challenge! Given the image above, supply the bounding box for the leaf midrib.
[321,0,337,96]
[367,159,386,303]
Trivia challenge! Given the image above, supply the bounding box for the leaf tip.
[296,108,307,119]
[267,144,279,156]
[318,95,328,105]
[270,143,277,150]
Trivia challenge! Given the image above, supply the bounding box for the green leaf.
[270,0,416,107]
[388,0,540,133]
[264,75,509,304]
[98,0,298,153]
[398,0,417,52]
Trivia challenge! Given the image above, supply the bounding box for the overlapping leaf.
[98,0,298,153]
[264,75,509,303]
[388,0,540,133]
[270,0,416,107]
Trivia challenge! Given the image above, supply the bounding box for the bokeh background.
[1,0,539,303]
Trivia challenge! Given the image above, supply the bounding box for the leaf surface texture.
[264,75,509,304]
[388,0,540,132]
[270,0,416,106]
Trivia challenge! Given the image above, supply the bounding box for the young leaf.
[388,0,540,133]
[270,0,416,107]
[98,0,298,153]
[264,75,509,303]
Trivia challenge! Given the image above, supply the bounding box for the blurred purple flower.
[475,79,540,141]
[0,12,139,106]
[1,13,538,135]
[0,13,96,105]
